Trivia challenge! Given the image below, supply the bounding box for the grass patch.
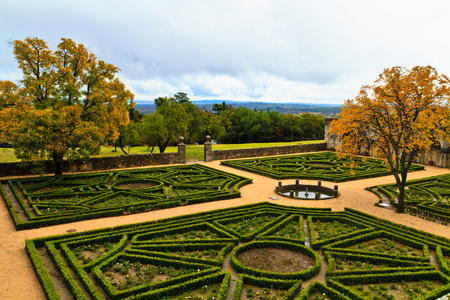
[0,140,323,163]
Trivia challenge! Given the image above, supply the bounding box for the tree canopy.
[330,66,450,213]
[0,37,134,175]
[142,96,188,153]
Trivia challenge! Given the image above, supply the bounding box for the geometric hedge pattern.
[221,152,425,182]
[0,164,251,230]
[26,202,450,300]
[368,173,450,226]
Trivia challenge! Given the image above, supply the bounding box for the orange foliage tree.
[330,66,450,213]
[0,37,134,176]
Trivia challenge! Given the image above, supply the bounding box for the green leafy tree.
[202,109,227,142]
[283,113,325,141]
[226,107,261,143]
[142,96,188,152]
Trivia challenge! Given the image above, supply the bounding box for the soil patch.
[236,247,314,273]
[116,182,156,189]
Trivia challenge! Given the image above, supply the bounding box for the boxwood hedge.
[25,202,450,299]
[221,151,424,182]
[0,164,252,230]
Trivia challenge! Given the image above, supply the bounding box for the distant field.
[0,140,324,163]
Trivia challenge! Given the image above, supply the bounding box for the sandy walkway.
[1,160,450,299]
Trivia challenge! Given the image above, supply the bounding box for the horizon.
[134,99,343,106]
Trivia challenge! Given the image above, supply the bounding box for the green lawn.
[0,140,324,163]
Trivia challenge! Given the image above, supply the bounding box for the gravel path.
[1,159,450,300]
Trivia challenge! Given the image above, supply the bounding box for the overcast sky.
[2,0,450,104]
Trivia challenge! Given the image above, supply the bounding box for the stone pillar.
[204,135,213,162]
[178,136,186,164]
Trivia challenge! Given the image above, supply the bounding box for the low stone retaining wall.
[0,141,327,178]
[207,142,327,161]
[0,151,181,178]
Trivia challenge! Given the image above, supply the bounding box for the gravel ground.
[1,158,450,300]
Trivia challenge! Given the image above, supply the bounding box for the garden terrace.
[0,164,252,230]
[367,173,450,226]
[220,151,425,182]
[26,202,450,299]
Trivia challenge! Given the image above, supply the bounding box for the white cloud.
[2,0,450,104]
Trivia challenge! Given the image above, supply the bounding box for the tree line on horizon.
[118,92,325,154]
[133,101,341,116]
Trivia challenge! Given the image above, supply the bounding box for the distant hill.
[134,100,342,116]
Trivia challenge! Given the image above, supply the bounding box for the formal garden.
[220,152,425,182]
[367,173,450,225]
[26,202,450,299]
[0,164,252,230]
[3,152,450,299]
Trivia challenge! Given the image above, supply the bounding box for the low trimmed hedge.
[24,202,450,299]
[295,281,352,300]
[1,164,252,230]
[327,271,450,300]
[221,152,424,182]
[93,252,220,299]
[230,240,321,280]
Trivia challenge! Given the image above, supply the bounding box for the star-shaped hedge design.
[26,202,450,299]
[0,164,252,230]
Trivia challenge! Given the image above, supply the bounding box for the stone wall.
[324,117,450,168]
[0,150,182,178]
[324,117,341,150]
[413,147,450,168]
[206,142,327,161]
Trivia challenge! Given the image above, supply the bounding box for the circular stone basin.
[230,241,320,280]
[276,184,339,200]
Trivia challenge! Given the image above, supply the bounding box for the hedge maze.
[26,202,450,299]
[0,164,252,230]
[368,173,450,226]
[220,152,425,182]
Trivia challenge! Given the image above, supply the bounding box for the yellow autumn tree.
[330,66,450,213]
[0,37,134,176]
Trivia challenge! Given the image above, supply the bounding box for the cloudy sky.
[2,0,450,104]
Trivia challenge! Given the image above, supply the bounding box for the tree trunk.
[396,168,409,213]
[53,153,64,176]
[118,136,128,155]
[396,183,405,213]
[158,144,167,153]
[158,141,168,153]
